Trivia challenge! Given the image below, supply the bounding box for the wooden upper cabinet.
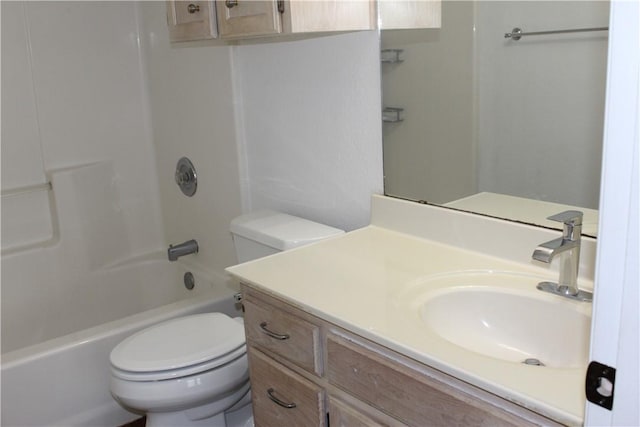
[167,0,439,42]
[166,1,218,42]
[378,0,441,30]
[217,0,375,39]
[216,0,282,38]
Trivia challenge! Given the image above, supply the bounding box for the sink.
[397,271,592,368]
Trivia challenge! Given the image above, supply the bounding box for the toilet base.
[147,411,226,427]
[146,405,253,427]
[143,387,253,427]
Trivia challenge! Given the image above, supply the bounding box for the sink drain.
[522,358,545,367]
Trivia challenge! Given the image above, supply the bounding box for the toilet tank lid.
[230,210,344,251]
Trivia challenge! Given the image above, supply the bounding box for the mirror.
[381,1,609,237]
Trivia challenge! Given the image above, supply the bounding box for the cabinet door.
[166,0,218,42]
[378,0,441,29]
[282,1,375,33]
[327,332,550,427]
[249,348,326,427]
[216,0,281,38]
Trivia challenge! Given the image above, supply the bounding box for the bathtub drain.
[184,272,195,290]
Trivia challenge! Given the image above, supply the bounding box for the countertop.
[227,224,589,425]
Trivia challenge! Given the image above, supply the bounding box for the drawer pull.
[260,322,290,340]
[267,388,297,409]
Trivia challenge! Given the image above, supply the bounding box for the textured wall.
[234,31,384,232]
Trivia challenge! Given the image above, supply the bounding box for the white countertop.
[227,224,589,425]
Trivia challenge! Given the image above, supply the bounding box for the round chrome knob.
[187,3,200,13]
[175,157,197,197]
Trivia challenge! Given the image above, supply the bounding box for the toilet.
[109,211,343,427]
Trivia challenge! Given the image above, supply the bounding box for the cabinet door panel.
[327,332,543,427]
[166,1,217,41]
[378,0,441,29]
[283,1,375,33]
[216,0,281,38]
[249,348,325,427]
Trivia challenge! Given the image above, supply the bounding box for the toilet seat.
[110,313,246,381]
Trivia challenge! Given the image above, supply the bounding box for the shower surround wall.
[137,2,244,283]
[1,2,165,351]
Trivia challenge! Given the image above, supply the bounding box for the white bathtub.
[1,258,241,426]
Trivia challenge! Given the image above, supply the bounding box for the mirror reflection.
[381,1,609,237]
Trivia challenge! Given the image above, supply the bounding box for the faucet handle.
[547,210,583,240]
[547,210,583,225]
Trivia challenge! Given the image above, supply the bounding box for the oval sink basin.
[397,271,592,368]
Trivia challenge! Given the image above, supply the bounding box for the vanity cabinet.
[216,0,375,39]
[241,284,560,427]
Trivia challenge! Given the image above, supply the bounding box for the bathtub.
[1,258,242,427]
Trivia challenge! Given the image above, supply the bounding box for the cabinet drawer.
[244,297,321,375]
[327,332,543,427]
[249,348,326,427]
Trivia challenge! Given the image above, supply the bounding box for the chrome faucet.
[532,211,592,302]
[167,239,199,261]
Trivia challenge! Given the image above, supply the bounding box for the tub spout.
[168,239,198,261]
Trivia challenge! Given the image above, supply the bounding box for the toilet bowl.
[109,210,343,426]
[109,314,251,427]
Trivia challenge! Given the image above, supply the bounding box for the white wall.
[234,32,384,231]
[137,2,244,283]
[1,1,164,351]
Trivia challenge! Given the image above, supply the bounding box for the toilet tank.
[230,210,344,263]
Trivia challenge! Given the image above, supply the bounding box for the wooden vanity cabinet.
[241,284,561,427]
[216,0,376,39]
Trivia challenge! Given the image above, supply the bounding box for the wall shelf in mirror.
[381,49,404,63]
[382,107,404,123]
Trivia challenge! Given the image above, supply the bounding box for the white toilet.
[109,211,343,427]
